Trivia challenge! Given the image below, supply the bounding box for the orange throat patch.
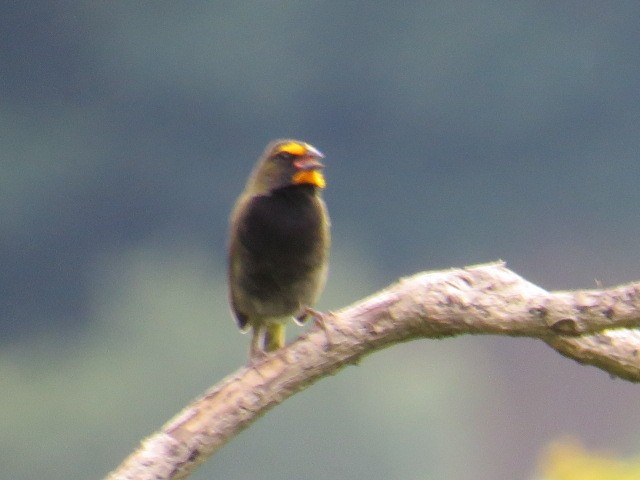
[292,170,326,189]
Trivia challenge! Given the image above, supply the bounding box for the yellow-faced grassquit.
[228,139,330,358]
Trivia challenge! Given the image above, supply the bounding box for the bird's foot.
[247,348,267,367]
[297,307,334,350]
[295,307,319,324]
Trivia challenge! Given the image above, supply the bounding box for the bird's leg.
[264,323,286,352]
[249,324,266,361]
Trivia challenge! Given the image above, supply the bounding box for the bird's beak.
[293,145,325,171]
[292,145,326,188]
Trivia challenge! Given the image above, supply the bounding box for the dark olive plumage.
[228,139,330,358]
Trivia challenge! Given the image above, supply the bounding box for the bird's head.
[248,139,325,195]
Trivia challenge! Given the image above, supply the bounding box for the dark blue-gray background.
[3,3,640,479]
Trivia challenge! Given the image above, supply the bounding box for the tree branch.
[106,261,640,480]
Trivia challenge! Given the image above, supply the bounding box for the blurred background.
[3,2,640,479]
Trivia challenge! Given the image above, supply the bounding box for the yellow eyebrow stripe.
[276,142,308,156]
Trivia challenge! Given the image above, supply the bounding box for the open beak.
[293,145,325,170]
[292,146,326,188]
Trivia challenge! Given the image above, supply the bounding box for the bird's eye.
[276,152,294,161]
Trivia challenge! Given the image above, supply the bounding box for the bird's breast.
[238,186,328,263]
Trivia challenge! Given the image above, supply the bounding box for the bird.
[227,139,330,359]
